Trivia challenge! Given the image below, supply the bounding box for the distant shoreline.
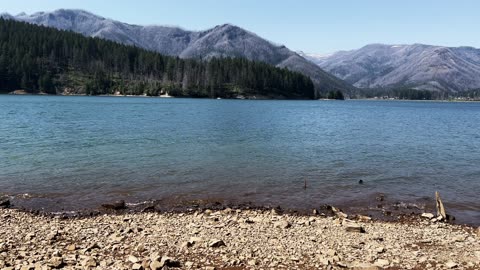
[2,92,480,102]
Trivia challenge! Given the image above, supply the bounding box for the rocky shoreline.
[1,206,479,270]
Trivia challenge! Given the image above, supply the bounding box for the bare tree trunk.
[435,191,447,220]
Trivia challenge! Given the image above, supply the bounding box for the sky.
[1,0,479,54]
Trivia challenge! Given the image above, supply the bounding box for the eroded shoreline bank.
[2,192,479,228]
[1,206,479,270]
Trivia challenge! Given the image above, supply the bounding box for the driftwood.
[435,191,447,220]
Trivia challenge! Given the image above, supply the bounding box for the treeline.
[358,87,480,100]
[0,18,314,98]
[326,90,345,100]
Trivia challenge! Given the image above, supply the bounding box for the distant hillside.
[0,19,314,99]
[300,44,480,93]
[2,9,355,97]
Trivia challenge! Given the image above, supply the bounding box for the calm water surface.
[1,96,479,224]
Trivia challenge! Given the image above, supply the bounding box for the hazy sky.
[1,0,479,53]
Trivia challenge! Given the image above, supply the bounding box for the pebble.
[160,256,180,267]
[150,260,163,270]
[421,213,435,219]
[345,223,366,233]
[132,263,143,270]
[48,257,63,268]
[0,208,478,269]
[374,259,389,267]
[128,255,139,263]
[445,260,458,268]
[208,239,226,248]
[274,220,291,229]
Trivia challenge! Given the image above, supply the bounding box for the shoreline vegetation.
[1,205,479,270]
[4,90,480,103]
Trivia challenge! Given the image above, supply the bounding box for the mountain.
[300,44,480,93]
[2,9,355,97]
[0,19,314,98]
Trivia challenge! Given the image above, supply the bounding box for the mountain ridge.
[300,43,480,93]
[2,9,355,97]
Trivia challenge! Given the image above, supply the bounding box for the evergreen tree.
[0,18,315,99]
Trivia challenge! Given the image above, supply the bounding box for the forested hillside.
[3,9,355,98]
[0,19,314,99]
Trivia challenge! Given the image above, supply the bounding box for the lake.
[1,96,479,224]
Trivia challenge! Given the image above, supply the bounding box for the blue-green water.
[1,96,479,224]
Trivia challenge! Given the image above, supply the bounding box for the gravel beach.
[1,208,479,270]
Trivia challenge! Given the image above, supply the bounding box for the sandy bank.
[0,208,479,270]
